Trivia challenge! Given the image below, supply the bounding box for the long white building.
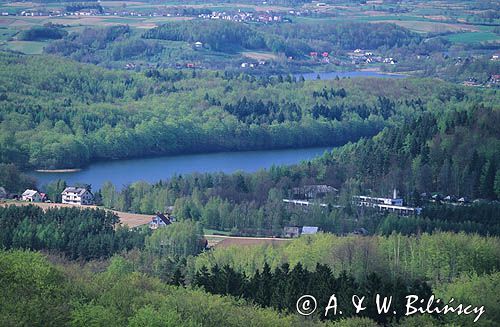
[354,190,421,215]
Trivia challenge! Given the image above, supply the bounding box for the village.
[6,5,293,24]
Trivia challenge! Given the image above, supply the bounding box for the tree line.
[193,262,432,324]
[0,205,146,260]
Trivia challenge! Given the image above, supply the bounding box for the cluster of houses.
[306,49,397,67]
[283,185,424,217]
[420,193,471,205]
[240,60,267,69]
[462,74,500,88]
[350,49,397,65]
[20,187,94,206]
[283,226,319,238]
[198,11,285,24]
[309,51,334,64]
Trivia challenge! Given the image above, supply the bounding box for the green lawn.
[3,40,46,54]
[204,228,232,236]
[445,31,499,44]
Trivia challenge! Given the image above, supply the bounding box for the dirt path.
[205,234,291,248]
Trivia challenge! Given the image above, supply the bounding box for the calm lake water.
[31,147,332,191]
[296,71,407,80]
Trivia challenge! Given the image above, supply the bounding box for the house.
[490,74,500,84]
[301,226,319,235]
[194,41,203,48]
[292,184,338,200]
[39,192,48,202]
[61,187,94,205]
[22,189,42,202]
[443,195,457,202]
[431,194,442,202]
[149,212,172,230]
[283,226,319,238]
[283,226,300,238]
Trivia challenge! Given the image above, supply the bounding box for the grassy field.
[2,40,45,54]
[445,31,499,44]
[204,228,232,236]
[373,20,477,33]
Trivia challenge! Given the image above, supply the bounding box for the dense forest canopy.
[0,205,145,260]
[1,230,498,326]
[18,24,68,41]
[143,20,421,56]
[80,88,499,236]
[5,51,491,170]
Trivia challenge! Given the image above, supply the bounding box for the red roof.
[322,52,329,57]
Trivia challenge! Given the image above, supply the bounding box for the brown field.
[4,2,37,7]
[2,15,194,30]
[373,20,477,33]
[207,235,290,248]
[0,201,151,227]
[99,1,147,6]
[242,51,278,61]
[424,15,451,22]
[362,11,391,16]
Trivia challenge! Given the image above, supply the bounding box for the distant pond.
[30,147,333,191]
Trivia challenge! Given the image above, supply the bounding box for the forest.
[1,51,498,172]
[82,94,499,237]
[0,205,145,260]
[1,229,498,326]
[0,50,453,170]
[0,1,499,325]
[47,20,421,61]
[2,48,497,238]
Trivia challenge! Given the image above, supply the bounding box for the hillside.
[0,50,486,170]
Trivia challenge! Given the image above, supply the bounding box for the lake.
[296,71,407,80]
[30,147,332,191]
[30,71,403,191]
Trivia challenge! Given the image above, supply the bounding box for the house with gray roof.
[22,189,42,202]
[61,187,94,205]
